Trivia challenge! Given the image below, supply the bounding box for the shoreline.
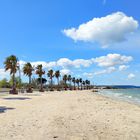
[0,90,140,140]
[97,89,140,107]
[96,91,140,109]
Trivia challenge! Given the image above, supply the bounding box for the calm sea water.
[98,88,140,105]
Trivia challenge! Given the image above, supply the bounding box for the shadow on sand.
[3,97,31,100]
[0,106,15,113]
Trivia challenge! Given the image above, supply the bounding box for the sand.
[0,90,140,140]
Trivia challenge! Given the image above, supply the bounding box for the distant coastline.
[95,85,140,89]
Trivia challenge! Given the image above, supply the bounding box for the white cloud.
[60,69,72,75]
[73,59,92,68]
[56,54,132,69]
[93,54,133,67]
[19,60,26,67]
[57,58,73,68]
[31,61,47,68]
[83,72,94,79]
[0,69,10,79]
[128,73,135,79]
[94,67,116,75]
[46,61,57,69]
[63,12,138,47]
[57,58,92,68]
[119,65,129,71]
[83,67,116,78]
[18,53,132,70]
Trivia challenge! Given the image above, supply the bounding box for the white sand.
[0,90,140,140]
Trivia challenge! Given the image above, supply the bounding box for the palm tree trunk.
[12,73,15,90]
[27,75,32,93]
[65,80,67,90]
[10,73,17,94]
[57,78,60,91]
[70,80,72,90]
[81,83,82,90]
[51,77,53,90]
[29,75,31,85]
[41,76,43,91]
[57,78,59,86]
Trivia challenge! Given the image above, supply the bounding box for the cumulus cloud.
[46,61,57,69]
[60,69,72,75]
[17,53,132,74]
[83,67,116,78]
[57,58,93,68]
[119,65,129,71]
[93,54,133,67]
[94,67,116,75]
[63,12,138,47]
[0,69,10,79]
[57,58,72,68]
[83,72,94,79]
[128,73,135,79]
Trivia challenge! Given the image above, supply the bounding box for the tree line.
[3,55,91,94]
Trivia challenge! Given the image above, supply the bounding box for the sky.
[0,0,140,85]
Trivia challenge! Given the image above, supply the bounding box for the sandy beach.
[0,90,140,140]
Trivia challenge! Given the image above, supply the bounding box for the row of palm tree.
[4,55,91,94]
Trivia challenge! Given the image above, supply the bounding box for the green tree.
[0,78,10,88]
[23,62,34,93]
[9,76,22,88]
[36,64,45,92]
[4,55,19,94]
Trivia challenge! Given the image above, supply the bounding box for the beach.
[0,90,140,140]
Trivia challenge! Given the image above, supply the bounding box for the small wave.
[127,96,132,98]
[98,89,140,105]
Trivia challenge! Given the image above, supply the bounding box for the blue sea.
[98,88,140,105]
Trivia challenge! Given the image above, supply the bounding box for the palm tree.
[4,55,19,94]
[76,79,80,90]
[55,70,60,91]
[47,69,54,91]
[79,78,83,90]
[63,74,68,90]
[82,81,86,90]
[72,77,76,90]
[67,75,72,90]
[36,64,45,92]
[23,62,34,93]
[85,80,90,89]
[88,80,91,89]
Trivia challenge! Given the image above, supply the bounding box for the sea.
[98,88,140,105]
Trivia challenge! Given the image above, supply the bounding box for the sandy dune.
[0,90,140,140]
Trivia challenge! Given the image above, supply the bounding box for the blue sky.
[0,0,140,85]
